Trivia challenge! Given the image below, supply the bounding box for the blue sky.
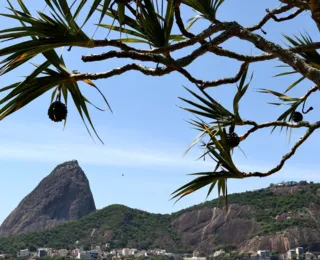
[0,0,320,225]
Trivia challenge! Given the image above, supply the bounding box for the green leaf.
[233,65,252,122]
[182,0,224,23]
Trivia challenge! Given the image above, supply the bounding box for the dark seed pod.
[226,132,240,148]
[48,101,67,122]
[292,111,303,123]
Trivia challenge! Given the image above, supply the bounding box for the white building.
[287,249,297,260]
[17,249,30,257]
[130,249,138,255]
[296,247,303,257]
[213,249,225,258]
[109,250,117,255]
[122,248,130,256]
[183,257,206,260]
[154,249,166,255]
[257,250,270,258]
[58,249,68,257]
[37,248,47,258]
[76,251,99,259]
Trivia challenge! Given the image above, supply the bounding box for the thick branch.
[209,42,320,62]
[248,5,294,31]
[71,63,173,81]
[245,121,320,177]
[234,24,320,86]
[308,0,320,30]
[240,86,319,140]
[174,0,195,39]
[240,120,312,141]
[178,62,248,88]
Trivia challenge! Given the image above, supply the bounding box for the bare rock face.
[239,227,320,253]
[171,204,261,254]
[171,201,320,254]
[0,160,96,237]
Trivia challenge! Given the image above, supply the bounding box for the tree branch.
[234,24,320,86]
[247,5,294,31]
[93,22,234,54]
[71,63,173,81]
[240,86,319,140]
[245,121,320,177]
[177,62,248,88]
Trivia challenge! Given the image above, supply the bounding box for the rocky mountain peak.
[0,160,96,237]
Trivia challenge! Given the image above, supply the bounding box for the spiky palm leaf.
[0,0,95,75]
[180,65,251,155]
[179,86,235,154]
[183,0,224,27]
[0,0,111,142]
[174,67,251,203]
[258,89,303,132]
[98,0,181,48]
[171,125,242,204]
[233,65,252,122]
[275,33,320,93]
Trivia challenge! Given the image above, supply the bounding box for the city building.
[37,248,47,258]
[154,249,166,255]
[296,247,303,257]
[306,252,315,260]
[213,249,225,258]
[130,249,138,255]
[183,257,206,260]
[58,249,68,257]
[76,251,94,259]
[109,250,117,255]
[122,248,130,256]
[257,250,271,258]
[17,249,30,258]
[287,249,297,260]
[135,250,147,257]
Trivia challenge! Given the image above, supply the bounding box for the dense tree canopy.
[0,0,320,202]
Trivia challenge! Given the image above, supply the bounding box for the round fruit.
[48,101,68,122]
[292,111,303,123]
[226,132,240,148]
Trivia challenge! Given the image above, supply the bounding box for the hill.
[0,182,319,256]
[0,160,95,237]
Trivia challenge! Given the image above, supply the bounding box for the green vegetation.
[0,205,184,256]
[174,183,320,235]
[0,183,319,255]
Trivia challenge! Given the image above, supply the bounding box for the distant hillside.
[0,205,184,255]
[0,182,319,256]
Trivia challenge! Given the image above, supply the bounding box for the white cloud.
[0,141,211,170]
[0,121,319,179]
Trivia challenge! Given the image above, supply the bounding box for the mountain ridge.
[0,180,319,255]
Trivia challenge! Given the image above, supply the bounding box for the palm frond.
[182,0,224,24]
[258,89,303,132]
[98,0,178,48]
[0,0,93,75]
[233,64,252,122]
[275,32,320,93]
[0,1,111,143]
[171,125,241,203]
